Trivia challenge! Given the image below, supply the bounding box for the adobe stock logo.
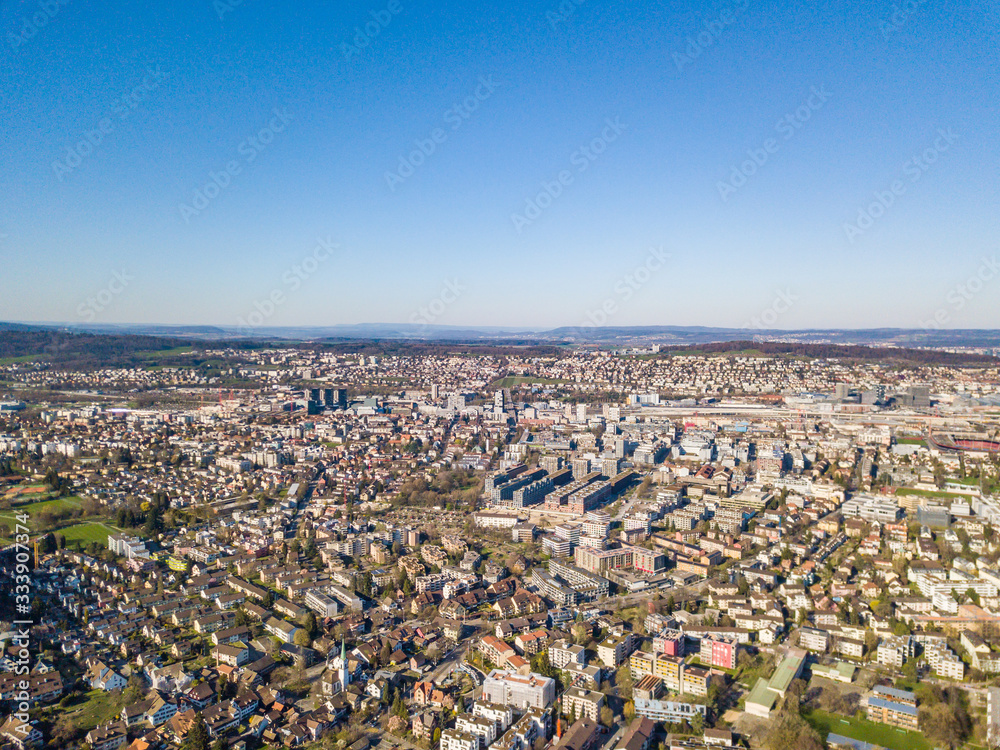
[672,0,750,71]
[880,0,929,40]
[843,128,957,244]
[341,0,403,61]
[410,279,466,329]
[717,86,831,202]
[743,289,798,330]
[919,256,999,330]
[178,108,293,223]
[52,67,170,182]
[77,270,134,322]
[385,76,498,191]
[547,0,587,30]
[578,246,670,328]
[510,117,626,233]
[236,237,338,335]
[8,0,71,50]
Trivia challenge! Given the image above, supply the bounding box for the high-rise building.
[907,386,930,408]
[324,388,348,410]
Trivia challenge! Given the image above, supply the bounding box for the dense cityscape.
[0,340,999,750]
[3,2,995,749]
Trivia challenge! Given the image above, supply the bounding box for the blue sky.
[1,0,998,330]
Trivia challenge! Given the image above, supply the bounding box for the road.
[611,579,709,609]
[601,722,626,750]
[427,642,472,684]
[613,491,643,522]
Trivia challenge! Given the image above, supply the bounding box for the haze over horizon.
[2,0,998,331]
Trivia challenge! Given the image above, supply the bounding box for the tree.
[920,703,964,749]
[690,711,704,734]
[51,714,79,744]
[123,674,145,705]
[623,701,636,722]
[392,695,407,719]
[293,627,312,648]
[531,651,557,679]
[599,706,614,728]
[615,663,634,700]
[762,709,822,750]
[301,610,318,639]
[432,728,442,746]
[183,714,210,750]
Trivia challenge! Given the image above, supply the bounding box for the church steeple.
[338,637,349,689]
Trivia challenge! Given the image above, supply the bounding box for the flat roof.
[813,661,856,680]
[827,733,878,750]
[868,696,918,716]
[745,677,777,711]
[873,684,915,702]
[770,650,805,694]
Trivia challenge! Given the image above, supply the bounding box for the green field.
[0,497,119,544]
[63,689,125,732]
[138,345,194,359]
[490,376,569,388]
[0,354,41,365]
[804,709,930,750]
[0,495,84,521]
[895,488,966,499]
[59,522,119,545]
[947,477,980,486]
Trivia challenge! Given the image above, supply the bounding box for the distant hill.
[0,321,998,368]
[7,321,1000,350]
[655,340,998,366]
[0,330,194,369]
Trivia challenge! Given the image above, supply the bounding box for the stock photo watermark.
[547,0,587,30]
[742,288,798,330]
[236,237,338,334]
[919,256,999,330]
[409,279,466,332]
[717,85,831,201]
[881,0,929,40]
[10,509,35,744]
[341,0,403,61]
[510,117,626,233]
[385,76,498,191]
[843,127,957,243]
[52,67,169,182]
[77,270,134,322]
[578,246,670,328]
[178,107,293,223]
[214,0,247,21]
[8,0,70,49]
[673,0,750,71]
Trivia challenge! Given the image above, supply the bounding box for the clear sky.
[2,0,998,331]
